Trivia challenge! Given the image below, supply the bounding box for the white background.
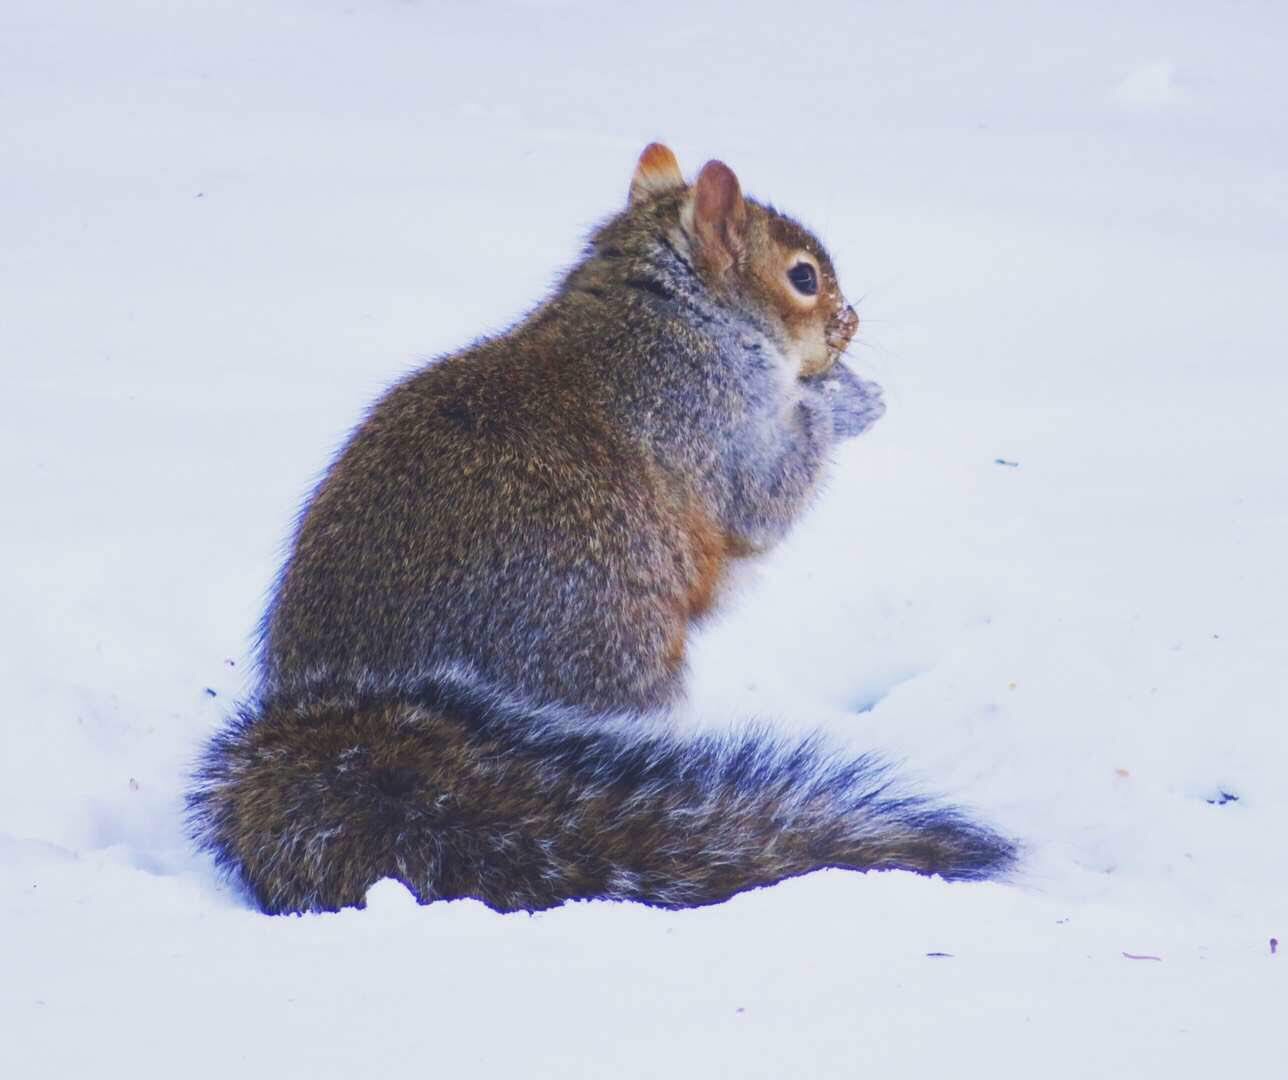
[3,1,1285,1075]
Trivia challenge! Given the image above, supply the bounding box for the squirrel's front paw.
[812,363,885,438]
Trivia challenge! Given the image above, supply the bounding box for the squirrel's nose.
[828,305,859,348]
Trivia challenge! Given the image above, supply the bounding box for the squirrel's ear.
[686,160,747,275]
[629,143,684,205]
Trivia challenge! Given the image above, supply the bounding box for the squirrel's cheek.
[793,330,837,380]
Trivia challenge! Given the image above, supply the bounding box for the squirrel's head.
[625,143,859,379]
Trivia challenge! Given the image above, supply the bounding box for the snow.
[3,0,1285,1075]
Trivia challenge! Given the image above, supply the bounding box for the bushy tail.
[187,686,1015,914]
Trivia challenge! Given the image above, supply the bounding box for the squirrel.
[188,144,1014,914]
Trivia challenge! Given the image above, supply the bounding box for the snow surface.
[3,1,1285,1075]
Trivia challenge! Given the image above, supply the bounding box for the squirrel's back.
[260,326,702,714]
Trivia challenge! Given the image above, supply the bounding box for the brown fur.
[681,501,733,621]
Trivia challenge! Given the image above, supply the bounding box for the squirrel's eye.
[787,262,818,296]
